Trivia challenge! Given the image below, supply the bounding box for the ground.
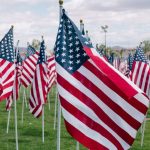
[0,86,149,150]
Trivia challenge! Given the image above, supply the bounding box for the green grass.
[0,86,149,150]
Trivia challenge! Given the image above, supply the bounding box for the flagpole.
[23,88,27,108]
[21,93,25,124]
[48,92,51,110]
[141,118,147,147]
[14,39,20,150]
[80,19,83,32]
[57,94,61,150]
[42,105,45,143]
[76,141,80,150]
[6,109,11,134]
[54,88,58,130]
[40,35,45,143]
[56,1,63,150]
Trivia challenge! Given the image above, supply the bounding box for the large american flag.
[21,45,39,87]
[130,47,150,97]
[0,26,15,101]
[47,55,56,93]
[6,50,23,111]
[54,10,149,150]
[29,40,48,118]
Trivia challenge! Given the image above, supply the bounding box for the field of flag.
[0,86,150,150]
[0,1,150,150]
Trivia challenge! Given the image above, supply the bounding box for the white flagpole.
[14,90,19,150]
[14,39,19,150]
[48,92,51,110]
[21,94,25,124]
[54,88,58,130]
[141,118,147,147]
[57,95,61,150]
[42,105,45,143]
[76,142,80,150]
[6,110,11,134]
[80,19,83,32]
[56,1,63,150]
[24,88,28,108]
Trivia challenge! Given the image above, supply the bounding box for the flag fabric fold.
[29,40,48,118]
[54,10,149,150]
[130,47,150,97]
[6,50,23,110]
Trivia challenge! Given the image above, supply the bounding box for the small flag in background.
[54,10,149,150]
[21,44,39,87]
[130,47,150,97]
[119,59,128,75]
[124,53,134,78]
[6,50,23,111]
[26,44,37,58]
[0,26,15,101]
[29,39,48,118]
[107,52,114,66]
[113,57,121,70]
[128,53,134,71]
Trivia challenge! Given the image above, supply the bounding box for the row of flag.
[0,27,56,118]
[0,8,150,150]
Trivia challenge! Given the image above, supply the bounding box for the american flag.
[124,53,134,78]
[29,40,48,118]
[6,50,23,111]
[0,26,15,101]
[107,52,114,66]
[113,57,121,70]
[47,55,56,93]
[21,45,39,87]
[54,10,149,150]
[130,47,150,97]
[26,44,36,57]
[118,59,128,75]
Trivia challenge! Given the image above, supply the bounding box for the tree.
[31,39,41,51]
[119,49,124,58]
[142,40,150,53]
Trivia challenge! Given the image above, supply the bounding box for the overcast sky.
[0,0,150,50]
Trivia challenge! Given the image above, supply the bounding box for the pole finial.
[59,0,63,5]
[80,19,83,23]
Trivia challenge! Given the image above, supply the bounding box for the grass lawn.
[0,85,149,150]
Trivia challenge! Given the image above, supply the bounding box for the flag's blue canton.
[37,40,46,64]
[134,47,148,63]
[54,12,90,74]
[0,27,14,62]
[128,53,134,70]
[26,45,36,57]
[107,53,114,65]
